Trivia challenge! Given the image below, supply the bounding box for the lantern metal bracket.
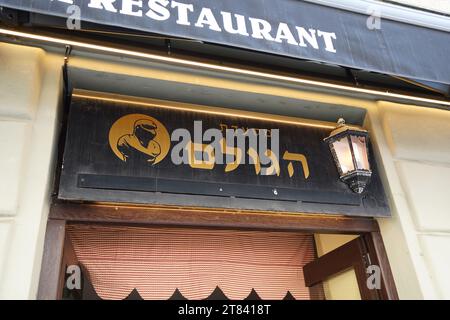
[324,118,372,194]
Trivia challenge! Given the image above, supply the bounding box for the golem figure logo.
[109,114,171,164]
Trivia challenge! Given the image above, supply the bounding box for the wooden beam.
[49,202,379,234]
[364,232,399,300]
[303,238,364,287]
[303,237,379,300]
[37,219,66,300]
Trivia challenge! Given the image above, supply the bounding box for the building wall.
[367,102,450,299]
[386,0,450,14]
[0,43,62,299]
[0,41,449,299]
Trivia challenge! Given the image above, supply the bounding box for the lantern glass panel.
[351,135,370,170]
[332,136,355,175]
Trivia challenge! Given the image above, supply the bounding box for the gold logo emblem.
[109,114,170,164]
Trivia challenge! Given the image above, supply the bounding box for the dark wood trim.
[39,202,399,300]
[37,219,66,300]
[352,258,379,300]
[363,232,399,300]
[303,235,398,300]
[303,237,378,299]
[49,202,379,234]
[303,238,363,287]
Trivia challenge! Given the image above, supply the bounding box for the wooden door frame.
[37,201,398,300]
[304,235,397,300]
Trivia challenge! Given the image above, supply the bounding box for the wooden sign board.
[58,90,390,217]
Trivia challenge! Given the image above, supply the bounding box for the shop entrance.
[37,203,398,300]
[63,224,322,300]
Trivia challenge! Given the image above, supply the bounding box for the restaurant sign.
[58,90,390,217]
[1,0,450,84]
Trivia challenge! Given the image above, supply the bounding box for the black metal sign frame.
[58,90,390,217]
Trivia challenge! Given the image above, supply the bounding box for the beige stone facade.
[0,36,449,299]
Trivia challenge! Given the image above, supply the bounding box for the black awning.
[1,0,449,84]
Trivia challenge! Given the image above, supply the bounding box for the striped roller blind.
[67,224,319,300]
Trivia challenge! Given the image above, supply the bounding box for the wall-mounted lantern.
[324,118,372,194]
